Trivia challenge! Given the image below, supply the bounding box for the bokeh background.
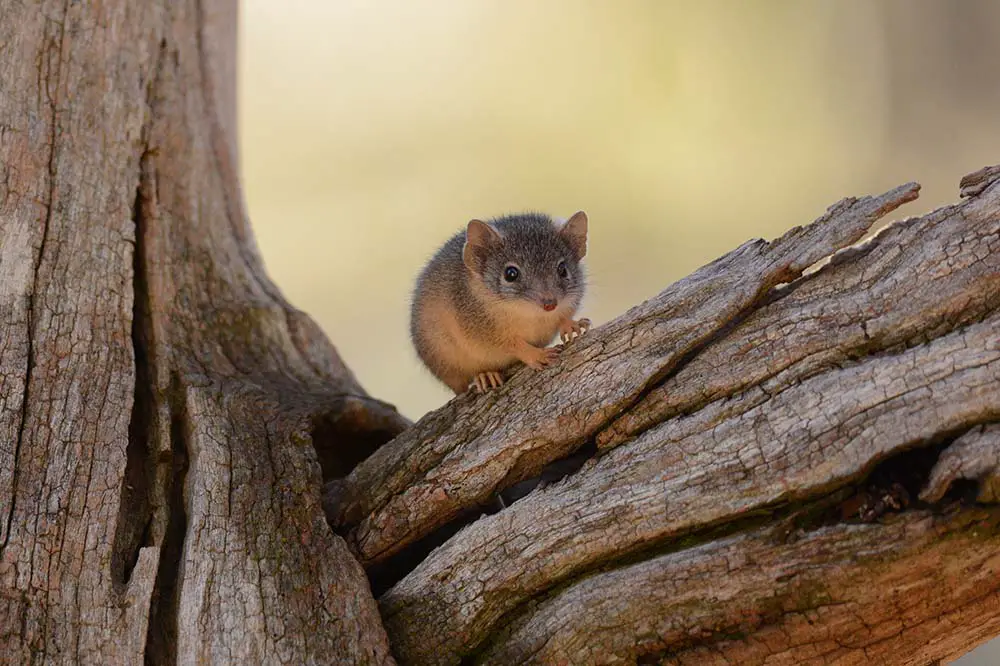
[238,2,999,661]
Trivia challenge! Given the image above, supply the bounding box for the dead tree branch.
[329,169,1000,665]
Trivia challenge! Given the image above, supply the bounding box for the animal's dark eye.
[504,265,520,282]
[557,261,569,279]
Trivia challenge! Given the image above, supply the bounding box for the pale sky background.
[238,3,999,660]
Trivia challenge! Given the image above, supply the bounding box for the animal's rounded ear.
[560,211,588,259]
[463,219,502,273]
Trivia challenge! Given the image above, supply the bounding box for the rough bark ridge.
[0,2,405,664]
[329,167,1000,664]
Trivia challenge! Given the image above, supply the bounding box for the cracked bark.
[1,2,402,664]
[2,2,1000,666]
[331,166,1000,664]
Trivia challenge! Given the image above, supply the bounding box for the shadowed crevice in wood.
[112,178,156,590]
[366,504,500,600]
[363,446,598,598]
[468,437,1000,665]
[118,148,192,666]
[498,440,596,506]
[360,441,588,597]
[143,375,190,666]
[460,432,987,664]
[311,394,410,483]
[359,442,595,597]
[111,31,172,594]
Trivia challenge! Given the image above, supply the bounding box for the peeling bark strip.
[0,1,404,664]
[598,166,1000,450]
[330,182,921,565]
[922,424,1000,503]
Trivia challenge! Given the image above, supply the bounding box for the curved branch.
[329,167,1000,664]
[329,182,922,564]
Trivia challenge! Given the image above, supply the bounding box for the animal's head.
[462,211,588,313]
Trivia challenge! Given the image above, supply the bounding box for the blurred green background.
[238,2,998,658]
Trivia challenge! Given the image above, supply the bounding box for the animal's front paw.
[522,345,561,370]
[472,371,505,393]
[559,317,592,344]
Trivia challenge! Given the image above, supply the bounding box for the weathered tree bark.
[330,168,1000,664]
[0,1,406,664]
[2,2,1000,666]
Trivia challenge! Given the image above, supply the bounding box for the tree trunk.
[0,2,405,663]
[2,3,999,666]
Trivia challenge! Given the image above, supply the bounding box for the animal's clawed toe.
[539,347,561,367]
[472,371,505,393]
[559,317,592,344]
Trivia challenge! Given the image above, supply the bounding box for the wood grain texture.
[330,182,922,565]
[0,1,406,663]
[478,508,1000,665]
[3,0,999,663]
[362,168,1000,664]
[0,2,161,661]
[381,315,1000,664]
